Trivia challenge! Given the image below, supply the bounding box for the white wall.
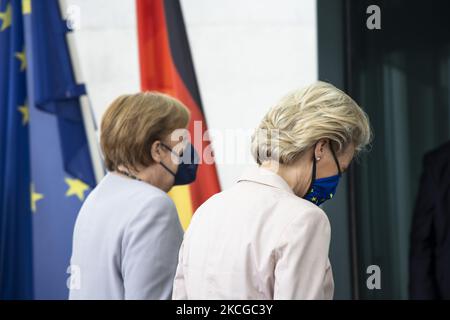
[65,0,140,122]
[67,0,318,189]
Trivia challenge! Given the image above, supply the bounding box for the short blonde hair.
[100,92,190,171]
[251,81,372,164]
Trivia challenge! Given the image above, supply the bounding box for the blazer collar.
[237,166,294,194]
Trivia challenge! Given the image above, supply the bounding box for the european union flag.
[0,0,102,299]
[0,0,33,300]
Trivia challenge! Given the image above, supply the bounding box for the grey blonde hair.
[251,81,372,165]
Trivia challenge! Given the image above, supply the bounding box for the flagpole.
[58,0,105,184]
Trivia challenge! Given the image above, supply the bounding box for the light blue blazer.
[69,173,183,300]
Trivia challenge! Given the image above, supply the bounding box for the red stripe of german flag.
[136,0,221,230]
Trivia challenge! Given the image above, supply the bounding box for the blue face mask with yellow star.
[303,143,342,206]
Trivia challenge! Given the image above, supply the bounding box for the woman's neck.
[260,158,312,197]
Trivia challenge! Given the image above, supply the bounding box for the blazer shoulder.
[129,187,177,224]
[422,141,450,183]
[278,192,329,224]
[424,140,450,164]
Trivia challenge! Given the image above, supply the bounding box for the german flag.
[136,0,221,230]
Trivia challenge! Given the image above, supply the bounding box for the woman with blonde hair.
[173,81,372,300]
[69,92,198,299]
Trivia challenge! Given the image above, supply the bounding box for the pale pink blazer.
[173,166,334,300]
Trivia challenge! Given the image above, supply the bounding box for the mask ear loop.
[159,142,180,176]
[304,144,317,197]
[159,160,177,177]
[330,143,342,176]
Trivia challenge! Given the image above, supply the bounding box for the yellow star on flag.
[15,48,27,71]
[31,183,44,213]
[0,3,12,31]
[22,0,31,15]
[65,177,89,201]
[18,103,29,125]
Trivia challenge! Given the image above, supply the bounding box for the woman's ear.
[314,139,328,160]
[150,140,162,163]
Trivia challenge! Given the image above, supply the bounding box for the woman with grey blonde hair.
[173,81,372,300]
